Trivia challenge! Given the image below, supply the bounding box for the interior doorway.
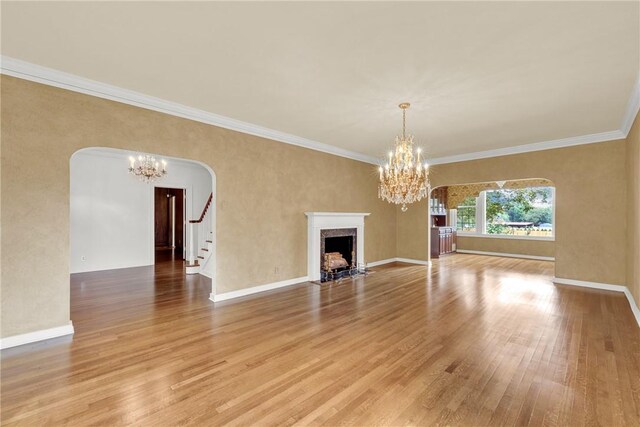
[154,187,186,262]
[70,147,217,299]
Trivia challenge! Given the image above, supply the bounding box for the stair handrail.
[188,192,213,266]
[189,192,213,224]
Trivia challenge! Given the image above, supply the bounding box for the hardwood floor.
[1,254,639,426]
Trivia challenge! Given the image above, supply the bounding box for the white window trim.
[455,187,555,241]
[477,190,487,235]
[457,233,555,242]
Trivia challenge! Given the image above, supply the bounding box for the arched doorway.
[428,178,555,261]
[69,147,217,295]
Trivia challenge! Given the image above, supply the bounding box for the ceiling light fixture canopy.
[128,154,167,183]
[378,103,430,212]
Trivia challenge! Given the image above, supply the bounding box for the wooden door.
[154,187,185,250]
[173,190,184,250]
[155,187,171,248]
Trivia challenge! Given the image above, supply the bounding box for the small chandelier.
[378,103,429,212]
[128,154,167,183]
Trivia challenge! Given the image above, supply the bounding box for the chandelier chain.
[402,107,406,139]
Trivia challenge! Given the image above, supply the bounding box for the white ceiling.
[2,1,639,161]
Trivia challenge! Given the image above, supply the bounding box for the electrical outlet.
[81,256,86,261]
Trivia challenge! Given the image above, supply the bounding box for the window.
[485,187,554,237]
[456,186,554,239]
[456,196,477,232]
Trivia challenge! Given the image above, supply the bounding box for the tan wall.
[0,76,397,338]
[397,140,628,286]
[627,111,640,307]
[457,237,555,258]
[396,200,429,260]
[1,74,633,339]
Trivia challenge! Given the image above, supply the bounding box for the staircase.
[186,192,214,277]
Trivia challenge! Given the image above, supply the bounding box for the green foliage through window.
[456,196,476,232]
[485,187,553,236]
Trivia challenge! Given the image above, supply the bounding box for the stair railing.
[188,192,213,266]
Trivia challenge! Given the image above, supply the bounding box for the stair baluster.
[186,192,213,275]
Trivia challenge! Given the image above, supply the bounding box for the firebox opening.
[324,236,354,268]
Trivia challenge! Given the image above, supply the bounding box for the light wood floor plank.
[1,254,639,426]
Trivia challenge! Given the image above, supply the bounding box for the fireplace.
[320,228,356,281]
[305,212,370,282]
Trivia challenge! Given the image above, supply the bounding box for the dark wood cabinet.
[431,227,456,258]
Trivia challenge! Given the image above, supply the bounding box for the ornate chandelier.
[378,103,429,212]
[128,154,167,183]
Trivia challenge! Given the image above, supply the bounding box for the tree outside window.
[456,196,477,232]
[485,187,553,237]
[455,186,554,238]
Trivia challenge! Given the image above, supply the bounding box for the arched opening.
[428,178,556,262]
[69,147,217,297]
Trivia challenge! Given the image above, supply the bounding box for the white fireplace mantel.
[305,212,370,281]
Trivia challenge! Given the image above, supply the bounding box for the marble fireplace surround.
[305,212,369,281]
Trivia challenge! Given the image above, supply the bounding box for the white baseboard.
[367,258,397,267]
[553,277,626,292]
[553,277,640,328]
[396,257,431,266]
[368,258,431,267]
[457,249,555,261]
[210,259,435,303]
[71,262,152,274]
[623,288,640,328]
[0,322,74,350]
[210,276,309,302]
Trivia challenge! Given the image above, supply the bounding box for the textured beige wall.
[397,140,627,286]
[0,76,397,338]
[457,237,555,258]
[627,112,640,307]
[396,200,429,260]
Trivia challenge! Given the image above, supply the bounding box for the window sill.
[456,232,555,242]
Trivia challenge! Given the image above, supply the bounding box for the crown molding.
[1,56,637,166]
[620,76,640,136]
[428,129,626,165]
[0,56,379,165]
